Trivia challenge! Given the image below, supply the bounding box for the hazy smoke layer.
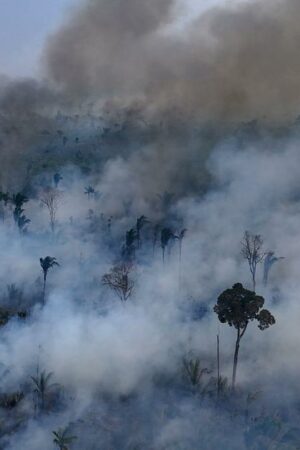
[45,0,300,123]
[1,2,300,448]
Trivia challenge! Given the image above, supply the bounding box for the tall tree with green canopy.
[214,283,275,390]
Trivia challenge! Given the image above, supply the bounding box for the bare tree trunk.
[42,274,47,305]
[217,334,220,399]
[252,270,256,291]
[232,329,240,391]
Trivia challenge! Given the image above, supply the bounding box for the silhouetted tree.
[102,264,134,302]
[0,191,10,206]
[176,228,187,264]
[214,283,275,390]
[161,228,175,263]
[53,173,63,188]
[40,257,59,304]
[0,191,11,222]
[152,224,160,256]
[41,188,61,233]
[84,185,96,199]
[31,370,58,411]
[182,356,210,387]
[136,215,149,249]
[12,193,30,233]
[263,251,285,286]
[241,231,266,290]
[53,427,77,450]
[122,228,137,261]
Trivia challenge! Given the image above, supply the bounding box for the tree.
[241,231,266,291]
[53,427,77,450]
[161,228,175,263]
[12,193,30,233]
[102,264,134,302]
[263,251,285,286]
[152,224,160,256]
[136,215,150,249]
[182,356,210,388]
[53,173,63,188]
[176,229,187,265]
[84,185,96,199]
[31,370,58,411]
[122,228,137,261]
[214,283,275,390]
[0,191,11,222]
[41,188,61,233]
[40,257,59,304]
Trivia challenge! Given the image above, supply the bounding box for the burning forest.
[0,0,300,448]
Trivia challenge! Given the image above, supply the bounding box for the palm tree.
[152,224,160,257]
[53,427,77,450]
[177,229,187,264]
[161,228,175,264]
[84,186,96,199]
[40,257,59,304]
[136,215,150,249]
[122,228,137,261]
[12,193,30,232]
[31,370,58,411]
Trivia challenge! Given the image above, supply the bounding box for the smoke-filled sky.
[0,0,243,77]
[1,1,300,449]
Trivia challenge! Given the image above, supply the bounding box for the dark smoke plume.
[45,0,300,123]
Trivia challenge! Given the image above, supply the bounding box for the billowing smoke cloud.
[1,1,300,448]
[45,0,300,122]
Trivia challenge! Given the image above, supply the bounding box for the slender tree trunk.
[162,247,165,264]
[232,328,241,391]
[42,274,47,305]
[137,230,141,249]
[178,240,182,290]
[251,266,256,291]
[217,334,220,399]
